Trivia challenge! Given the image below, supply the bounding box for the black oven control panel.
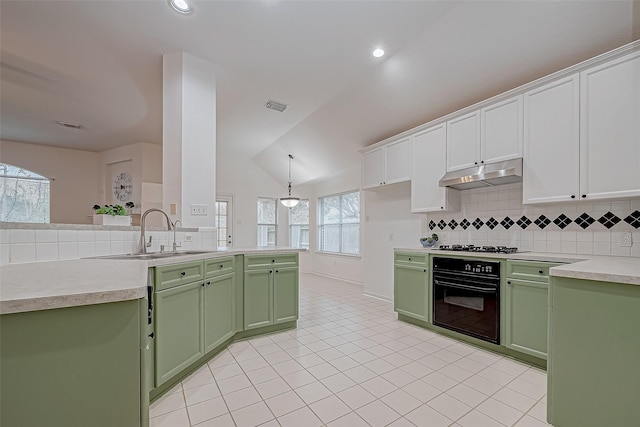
[433,257,500,279]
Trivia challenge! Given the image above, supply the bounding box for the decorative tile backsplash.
[425,183,640,257]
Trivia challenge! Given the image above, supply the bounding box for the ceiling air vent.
[265,100,288,113]
[56,121,83,130]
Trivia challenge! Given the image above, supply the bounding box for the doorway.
[215,195,233,248]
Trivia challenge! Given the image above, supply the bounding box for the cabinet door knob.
[201,282,205,287]
[220,264,224,268]
[423,269,427,273]
[270,270,273,274]
[148,332,155,339]
[481,160,484,164]
[581,194,587,198]
[180,272,186,276]
[272,259,275,263]
[507,280,511,285]
[275,270,279,273]
[571,195,576,199]
[207,281,211,286]
[408,258,412,261]
[539,270,544,275]
[440,206,444,210]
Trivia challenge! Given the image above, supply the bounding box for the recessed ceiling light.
[372,48,385,58]
[168,0,193,15]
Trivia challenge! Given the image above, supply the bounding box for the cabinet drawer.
[204,257,235,278]
[155,261,204,291]
[394,252,428,267]
[245,253,298,269]
[506,260,561,283]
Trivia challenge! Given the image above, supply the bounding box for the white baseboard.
[304,271,363,288]
[363,290,393,303]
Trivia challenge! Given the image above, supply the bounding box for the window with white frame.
[289,200,309,249]
[0,163,50,223]
[318,191,360,255]
[257,197,277,247]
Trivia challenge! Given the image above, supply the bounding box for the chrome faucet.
[138,209,173,254]
[172,219,183,251]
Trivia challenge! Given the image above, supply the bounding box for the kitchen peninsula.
[0,247,303,427]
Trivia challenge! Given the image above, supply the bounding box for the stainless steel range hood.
[439,158,522,190]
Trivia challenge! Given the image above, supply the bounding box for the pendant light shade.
[280,154,300,208]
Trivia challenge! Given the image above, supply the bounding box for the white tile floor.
[150,273,551,427]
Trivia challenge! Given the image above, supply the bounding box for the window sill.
[315,251,361,260]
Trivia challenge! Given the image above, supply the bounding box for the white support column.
[162,52,217,228]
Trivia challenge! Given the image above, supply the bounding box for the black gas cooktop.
[438,245,519,254]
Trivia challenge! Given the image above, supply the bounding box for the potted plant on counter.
[420,233,439,248]
[92,203,133,226]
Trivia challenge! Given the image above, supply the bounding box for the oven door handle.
[434,279,497,294]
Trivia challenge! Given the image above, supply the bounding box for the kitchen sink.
[88,250,216,260]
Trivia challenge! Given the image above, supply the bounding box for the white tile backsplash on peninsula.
[425,184,640,257]
[0,226,217,265]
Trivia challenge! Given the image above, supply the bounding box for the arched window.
[0,163,50,223]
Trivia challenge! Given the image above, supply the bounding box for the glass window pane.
[320,224,340,253]
[341,192,360,223]
[289,200,309,225]
[0,163,50,223]
[341,224,360,254]
[257,198,276,224]
[321,196,341,224]
[257,225,276,247]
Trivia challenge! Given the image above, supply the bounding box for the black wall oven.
[432,257,500,344]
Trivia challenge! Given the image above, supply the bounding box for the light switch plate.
[190,204,207,216]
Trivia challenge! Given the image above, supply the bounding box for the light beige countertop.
[0,247,304,315]
[394,247,640,286]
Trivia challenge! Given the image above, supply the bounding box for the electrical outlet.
[185,234,193,242]
[190,204,207,216]
[621,232,632,247]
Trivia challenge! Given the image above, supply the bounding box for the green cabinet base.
[1,300,143,427]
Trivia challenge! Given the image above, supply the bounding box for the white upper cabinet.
[523,74,580,204]
[481,95,523,164]
[362,147,385,189]
[446,111,480,171]
[579,50,640,201]
[362,137,411,189]
[411,124,460,212]
[446,95,523,172]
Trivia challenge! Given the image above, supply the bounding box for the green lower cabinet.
[504,278,548,359]
[394,263,429,322]
[204,273,235,352]
[548,277,640,427]
[155,281,204,386]
[1,300,143,427]
[244,256,299,330]
[244,269,273,329]
[274,267,299,324]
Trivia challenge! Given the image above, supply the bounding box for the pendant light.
[280,154,300,208]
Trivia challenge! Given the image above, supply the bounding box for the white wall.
[163,52,217,228]
[300,163,365,285]
[98,142,162,212]
[362,182,424,300]
[0,139,99,224]
[217,155,290,249]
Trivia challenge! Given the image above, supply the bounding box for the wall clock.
[113,172,133,202]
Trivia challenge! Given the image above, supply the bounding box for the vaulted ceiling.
[1,1,638,185]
